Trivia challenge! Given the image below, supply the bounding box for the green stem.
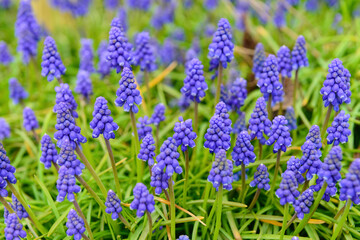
[130,110,142,183]
[57,76,64,84]
[146,211,153,240]
[168,178,176,240]
[226,211,241,240]
[215,64,223,108]
[267,94,273,121]
[104,138,122,198]
[145,71,150,106]
[194,101,199,135]
[320,105,333,140]
[258,142,262,160]
[213,184,223,240]
[285,213,297,229]
[240,163,246,203]
[294,181,328,235]
[329,205,346,228]
[279,203,289,240]
[268,151,281,202]
[7,182,47,235]
[156,125,160,153]
[73,198,94,240]
[248,188,261,211]
[330,200,351,240]
[81,233,90,240]
[31,129,39,143]
[118,212,132,230]
[0,196,14,213]
[183,149,190,206]
[26,218,38,238]
[76,175,106,211]
[292,69,299,116]
[75,145,108,197]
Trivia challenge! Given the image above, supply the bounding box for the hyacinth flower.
[293,189,314,220]
[79,39,95,73]
[252,43,266,79]
[204,114,231,154]
[318,146,342,186]
[285,107,297,131]
[177,235,190,240]
[0,118,11,141]
[287,156,305,185]
[257,54,283,119]
[4,213,27,239]
[150,164,170,195]
[0,41,13,66]
[208,149,233,240]
[117,7,128,32]
[277,45,292,86]
[151,2,175,30]
[41,36,66,83]
[139,134,156,170]
[204,0,218,10]
[56,166,81,202]
[54,83,79,118]
[104,0,118,9]
[57,138,84,176]
[227,78,247,114]
[75,70,93,102]
[97,40,111,79]
[208,18,234,106]
[232,131,255,201]
[299,140,322,181]
[232,111,246,134]
[23,107,39,141]
[130,183,155,238]
[40,134,58,169]
[9,78,28,106]
[274,1,286,29]
[105,190,131,228]
[137,116,152,140]
[326,111,351,146]
[150,103,165,148]
[127,0,151,11]
[248,164,270,210]
[107,17,132,73]
[66,209,92,240]
[11,194,29,219]
[15,0,41,64]
[50,0,91,17]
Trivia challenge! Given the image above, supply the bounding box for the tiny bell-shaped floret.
[293,189,314,219]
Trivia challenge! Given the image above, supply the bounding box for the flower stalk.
[279,203,289,240]
[215,64,223,108]
[248,188,261,211]
[320,105,333,140]
[130,110,142,182]
[213,184,223,240]
[330,200,352,240]
[168,178,176,240]
[104,138,122,198]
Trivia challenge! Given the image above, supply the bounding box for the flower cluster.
[56,166,81,202]
[293,189,314,219]
[90,97,119,140]
[137,116,152,140]
[54,83,79,118]
[277,45,292,78]
[23,107,39,132]
[248,97,272,144]
[250,164,270,190]
[208,149,233,191]
[151,2,175,30]
[232,112,246,134]
[285,107,297,130]
[291,35,308,70]
[79,38,95,73]
[306,125,322,152]
[204,115,231,153]
[4,213,27,239]
[173,116,197,152]
[130,183,155,217]
[105,190,123,220]
[154,137,182,177]
[226,78,247,113]
[318,146,342,185]
[115,68,142,113]
[339,158,360,204]
[150,103,166,126]
[204,0,218,10]
[274,1,286,28]
[0,41,13,65]
[97,41,111,79]
[252,43,266,78]
[41,36,66,81]
[150,165,170,195]
[299,141,322,180]
[127,0,151,11]
[11,194,29,219]
[51,0,91,17]
[215,101,232,132]
[326,110,351,146]
[75,70,93,100]
[139,134,156,166]
[9,78,28,105]
[0,143,17,193]
[266,116,292,153]
[66,209,86,239]
[232,131,256,166]
[0,118,10,141]
[57,139,84,176]
[40,134,59,169]
[117,7,128,32]
[276,170,300,205]
[132,32,157,72]
[287,156,305,184]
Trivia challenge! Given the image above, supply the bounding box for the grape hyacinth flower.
[115,67,142,113]
[250,164,270,190]
[137,116,152,140]
[248,97,272,145]
[0,0,11,9]
[23,107,39,132]
[97,41,111,79]
[138,134,156,166]
[150,103,165,126]
[105,190,123,220]
[75,70,93,101]
[41,36,66,82]
[57,139,84,176]
[293,189,314,219]
[285,107,297,131]
[40,134,58,169]
[205,24,216,37]
[318,146,342,185]
[208,149,233,191]
[277,45,292,78]
[291,36,308,71]
[79,39,95,73]
[4,213,27,239]
[273,1,286,28]
[326,110,351,146]
[0,119,11,141]
[130,183,155,217]
[310,178,337,202]
[54,102,87,149]
[11,194,29,219]
[127,0,151,11]
[252,43,266,79]
[107,18,132,73]
[320,59,351,112]
[204,115,231,154]
[266,116,292,153]
[132,32,157,72]
[117,7,128,32]
[306,0,318,11]
[154,137,182,177]
[54,83,78,118]
[56,166,81,202]
[66,209,86,240]
[299,140,322,180]
[173,117,197,152]
[276,170,300,205]
[227,78,247,113]
[306,125,322,151]
[204,0,218,10]
[232,112,246,134]
[9,78,28,105]
[151,2,175,30]
[159,38,176,65]
[0,41,13,66]
[178,95,191,112]
[150,165,170,195]
[287,156,305,184]
[0,143,17,197]
[339,159,360,204]
[104,0,118,9]
[90,97,119,140]
[51,0,91,17]
[215,101,232,130]
[257,54,284,105]
[232,131,256,167]
[233,169,249,181]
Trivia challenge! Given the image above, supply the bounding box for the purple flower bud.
[232,112,247,134]
[293,189,314,219]
[23,107,39,132]
[204,0,218,10]
[258,54,284,105]
[41,36,66,81]
[326,110,351,146]
[97,41,111,79]
[154,137,182,177]
[159,38,177,65]
[204,24,216,37]
[0,144,17,190]
[127,0,151,11]
[130,183,155,217]
[5,213,27,239]
[227,78,247,113]
[132,32,157,72]
[136,117,152,142]
[0,118,10,141]
[250,164,270,190]
[150,103,166,126]
[104,0,118,9]
[299,141,322,180]
[266,115,292,153]
[320,59,351,112]
[115,68,142,113]
[306,125,322,155]
[273,1,287,28]
[248,97,271,144]
[291,36,308,71]
[208,18,234,70]
[285,107,297,131]
[0,41,13,65]
[117,7,128,32]
[57,139,84,176]
[139,134,155,166]
[208,149,233,191]
[0,0,11,9]
[150,164,170,195]
[306,0,318,11]
[56,166,81,202]
[9,78,28,105]
[105,190,123,220]
[287,156,305,185]
[204,115,231,154]
[325,0,338,7]
[11,194,29,219]
[173,116,197,152]
[151,2,175,30]
[232,131,256,166]
[178,95,191,112]
[54,83,79,118]
[66,209,86,239]
[277,45,292,78]
[339,159,360,204]
[177,235,190,240]
[276,170,300,205]
[318,146,342,185]
[252,43,266,79]
[40,134,58,169]
[51,0,91,17]
[310,178,336,202]
[79,39,95,73]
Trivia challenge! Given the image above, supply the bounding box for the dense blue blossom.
[178,95,191,112]
[0,144,17,192]
[310,178,337,202]
[115,68,142,113]
[11,194,28,219]
[171,28,185,42]
[159,38,176,65]
[306,125,322,151]
[41,36,66,81]
[150,103,166,126]
[130,183,155,217]
[9,78,28,105]
[54,83,78,118]
[0,118,11,141]
[306,0,318,11]
[274,1,286,28]
[138,134,155,166]
[205,24,216,37]
[276,170,300,205]
[4,213,27,239]
[277,45,292,78]
[79,39,95,73]
[291,36,308,71]
[0,41,13,65]
[137,116,152,140]
[249,164,270,190]
[208,149,233,191]
[153,137,182,177]
[90,97,119,140]
[294,189,314,219]
[0,0,11,9]
[226,78,247,113]
[252,43,266,79]
[66,209,85,239]
[40,134,58,169]
[232,112,246,134]
[215,101,232,130]
[97,41,111,79]
[326,110,351,146]
[233,168,249,181]
[299,141,322,180]
[151,2,175,30]
[132,32,157,72]
[104,0,118,9]
[320,59,351,112]
[232,131,256,167]
[127,0,151,10]
[287,156,305,185]
[173,116,197,152]
[117,7,128,32]
[105,190,123,220]
[57,139,84,176]
[23,107,39,132]
[150,164,170,195]
[204,114,231,154]
[248,97,272,144]
[204,0,218,10]
[265,116,292,153]
[285,107,297,130]
[318,146,342,185]
[51,0,91,17]
[56,166,81,202]
[339,159,360,204]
